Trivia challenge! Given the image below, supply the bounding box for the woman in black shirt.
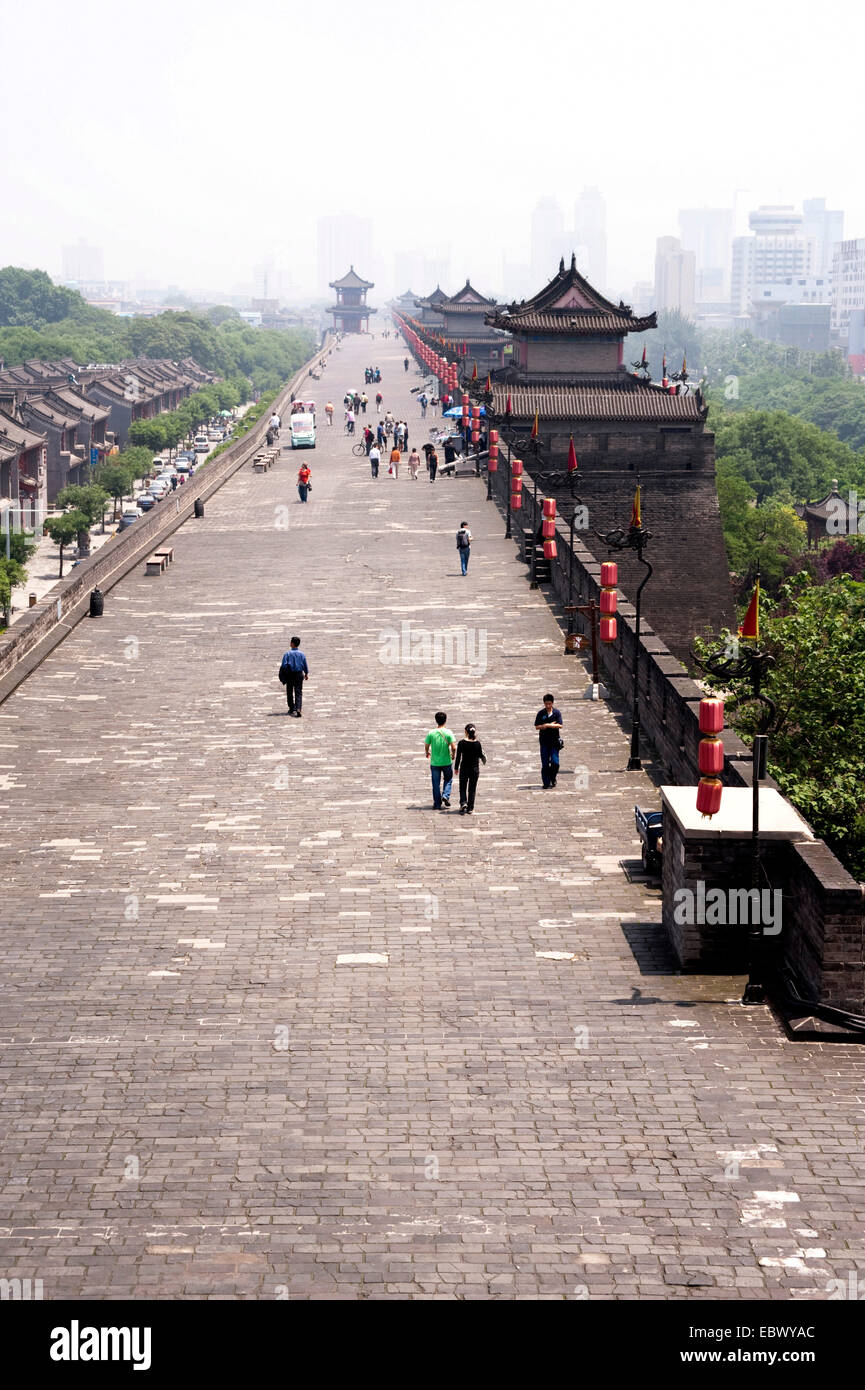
[454,725,486,815]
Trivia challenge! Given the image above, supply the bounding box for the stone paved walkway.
[2,333,865,1300]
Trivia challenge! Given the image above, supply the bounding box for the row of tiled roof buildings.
[394,259,734,662]
[0,357,215,513]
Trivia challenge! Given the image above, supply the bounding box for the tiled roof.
[488,254,657,336]
[489,377,705,422]
[437,280,496,309]
[329,266,374,289]
[49,388,110,420]
[488,309,656,335]
[21,398,78,430]
[415,285,449,308]
[0,408,46,449]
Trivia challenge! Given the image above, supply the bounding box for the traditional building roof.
[437,280,496,310]
[415,285,449,309]
[794,482,847,524]
[0,408,45,450]
[487,254,657,337]
[47,388,110,421]
[329,265,374,290]
[20,398,79,431]
[489,375,706,423]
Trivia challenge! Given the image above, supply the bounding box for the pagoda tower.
[328,267,376,334]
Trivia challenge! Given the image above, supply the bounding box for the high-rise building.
[572,187,607,292]
[654,237,696,316]
[678,208,732,300]
[730,206,817,314]
[62,239,104,284]
[831,239,865,338]
[316,214,373,297]
[803,197,844,278]
[530,198,565,284]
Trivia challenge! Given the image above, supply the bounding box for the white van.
[290,413,315,449]
[193,435,209,453]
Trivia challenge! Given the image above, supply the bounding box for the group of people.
[364,367,382,385]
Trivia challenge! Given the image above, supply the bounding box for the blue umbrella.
[443,405,486,417]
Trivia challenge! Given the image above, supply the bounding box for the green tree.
[0,556,26,626]
[696,574,865,880]
[127,418,168,454]
[45,511,89,577]
[94,462,137,519]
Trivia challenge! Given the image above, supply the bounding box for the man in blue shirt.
[281,636,309,717]
[534,692,563,788]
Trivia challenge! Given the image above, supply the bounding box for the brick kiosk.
[660,785,814,971]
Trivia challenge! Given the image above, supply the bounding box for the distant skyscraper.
[62,239,104,284]
[572,187,607,292]
[654,237,696,317]
[316,214,374,295]
[831,239,865,338]
[678,208,732,300]
[731,206,817,314]
[802,197,844,278]
[531,197,565,284]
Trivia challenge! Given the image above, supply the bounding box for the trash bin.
[28,593,37,608]
[89,587,104,618]
[194,498,204,518]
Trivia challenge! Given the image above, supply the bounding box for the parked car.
[175,463,191,477]
[148,482,169,500]
[117,512,139,532]
[135,492,155,512]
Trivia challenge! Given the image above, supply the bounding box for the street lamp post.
[596,479,653,770]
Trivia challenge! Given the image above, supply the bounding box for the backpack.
[278,655,289,685]
[456,528,470,549]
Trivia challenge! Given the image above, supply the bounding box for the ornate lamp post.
[596,478,652,770]
[691,582,777,1006]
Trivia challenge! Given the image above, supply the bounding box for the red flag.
[567,436,578,472]
[505,393,512,416]
[531,411,539,440]
[485,372,492,394]
[739,578,760,640]
[681,352,687,375]
[471,361,478,381]
[631,485,642,529]
[640,345,647,366]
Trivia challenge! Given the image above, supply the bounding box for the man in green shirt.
[424,711,456,810]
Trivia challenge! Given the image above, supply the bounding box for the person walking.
[408,446,420,479]
[325,401,334,426]
[534,693,563,788]
[428,445,438,483]
[456,520,472,575]
[443,438,459,470]
[363,425,374,454]
[394,420,405,450]
[353,392,361,415]
[402,422,409,452]
[361,392,368,414]
[376,391,383,413]
[419,393,427,419]
[279,636,309,717]
[425,711,456,810]
[297,462,311,502]
[389,444,401,478]
[404,356,410,373]
[377,420,386,449]
[454,724,486,814]
[369,443,381,478]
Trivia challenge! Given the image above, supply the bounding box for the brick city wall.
[0,339,332,702]
[487,451,865,1011]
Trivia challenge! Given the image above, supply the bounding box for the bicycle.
[352,441,367,457]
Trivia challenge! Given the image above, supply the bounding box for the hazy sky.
[2,0,864,301]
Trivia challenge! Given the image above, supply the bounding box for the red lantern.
[600,562,618,587]
[542,498,556,519]
[699,697,724,733]
[698,738,724,775]
[511,492,522,510]
[600,588,617,615]
[600,617,617,643]
[489,430,498,445]
[543,539,557,559]
[471,430,479,443]
[696,777,723,817]
[511,459,523,476]
[542,518,556,538]
[488,457,498,472]
[511,477,523,492]
[471,406,480,419]
[488,444,498,460]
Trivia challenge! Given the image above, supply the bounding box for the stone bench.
[145,554,166,576]
[154,547,174,566]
